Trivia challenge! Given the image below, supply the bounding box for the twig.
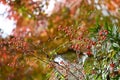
[54,62,79,80]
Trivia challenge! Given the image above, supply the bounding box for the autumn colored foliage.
[0,0,120,80]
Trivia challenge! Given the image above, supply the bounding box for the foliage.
[0,0,120,80]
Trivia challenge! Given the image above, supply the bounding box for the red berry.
[65,27,68,30]
[60,61,64,65]
[86,45,91,49]
[76,46,80,50]
[92,41,96,45]
[104,30,108,35]
[84,38,89,42]
[71,45,74,49]
[58,25,62,31]
[102,36,106,40]
[99,30,103,36]
[80,44,84,47]
[110,63,115,68]
[75,44,79,49]
[86,51,92,56]
[78,36,83,40]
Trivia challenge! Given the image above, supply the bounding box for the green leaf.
[112,25,118,36]
[113,43,119,48]
[46,72,51,79]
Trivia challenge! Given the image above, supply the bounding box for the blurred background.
[0,0,120,80]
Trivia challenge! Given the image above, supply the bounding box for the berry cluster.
[57,25,110,57]
[98,30,108,40]
[0,36,29,53]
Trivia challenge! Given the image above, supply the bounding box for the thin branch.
[54,62,79,80]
